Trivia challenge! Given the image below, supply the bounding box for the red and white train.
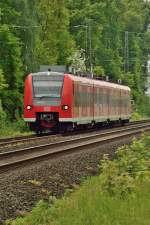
[24,72,132,134]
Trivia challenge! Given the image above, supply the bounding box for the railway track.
[0,121,150,173]
[0,119,150,148]
[0,133,59,148]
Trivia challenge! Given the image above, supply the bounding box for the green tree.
[0,1,23,119]
[35,0,75,66]
[0,69,8,91]
[0,69,7,127]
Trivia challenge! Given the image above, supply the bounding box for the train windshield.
[32,73,64,106]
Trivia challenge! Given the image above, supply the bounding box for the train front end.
[24,72,72,134]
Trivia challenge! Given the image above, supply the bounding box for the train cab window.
[32,74,64,106]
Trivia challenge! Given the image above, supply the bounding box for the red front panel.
[24,74,73,121]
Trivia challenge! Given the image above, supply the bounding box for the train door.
[120,89,125,119]
[87,85,92,121]
[90,84,94,122]
[119,89,122,118]
[108,87,111,120]
[106,87,109,119]
[73,82,80,119]
[82,84,89,118]
[94,85,100,121]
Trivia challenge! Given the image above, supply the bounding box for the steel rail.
[0,134,36,143]
[0,119,150,148]
[0,122,150,172]
[0,133,59,148]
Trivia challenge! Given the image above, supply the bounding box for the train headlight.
[26,105,32,110]
[62,105,69,110]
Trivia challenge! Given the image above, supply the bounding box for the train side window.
[97,88,99,105]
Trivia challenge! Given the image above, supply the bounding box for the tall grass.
[10,179,150,225]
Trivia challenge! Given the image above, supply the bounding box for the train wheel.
[121,120,125,126]
[59,123,74,133]
[36,130,43,135]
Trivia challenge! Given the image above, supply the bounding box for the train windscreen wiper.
[35,94,60,98]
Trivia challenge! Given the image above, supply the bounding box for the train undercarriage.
[28,112,129,135]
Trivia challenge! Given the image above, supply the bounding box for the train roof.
[66,73,131,91]
[32,72,64,77]
[29,72,130,91]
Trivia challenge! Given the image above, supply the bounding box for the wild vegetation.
[9,134,150,225]
[0,0,150,134]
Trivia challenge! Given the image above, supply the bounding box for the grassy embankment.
[8,134,150,225]
[0,119,32,138]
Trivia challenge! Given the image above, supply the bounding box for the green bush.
[131,111,142,121]
[0,99,6,129]
[99,135,150,196]
[0,118,30,138]
[13,118,29,132]
[1,90,23,121]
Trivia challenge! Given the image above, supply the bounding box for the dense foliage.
[10,135,150,225]
[0,0,150,124]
